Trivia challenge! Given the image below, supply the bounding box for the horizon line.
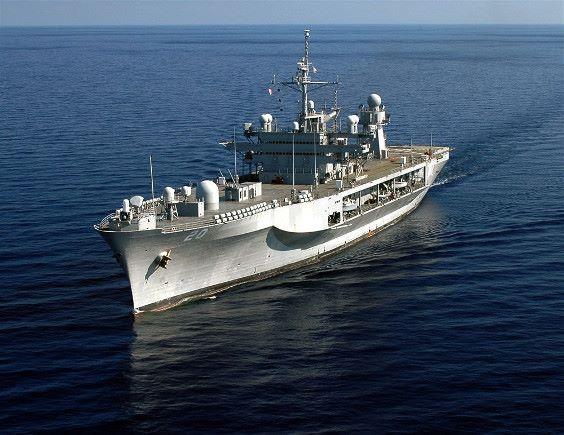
[2,23,563,28]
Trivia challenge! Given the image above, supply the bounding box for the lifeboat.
[342,200,357,212]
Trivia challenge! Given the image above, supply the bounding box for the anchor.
[156,249,172,269]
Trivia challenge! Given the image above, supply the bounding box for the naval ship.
[95,30,449,312]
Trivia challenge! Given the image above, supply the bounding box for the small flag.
[268,88,273,95]
[312,66,318,73]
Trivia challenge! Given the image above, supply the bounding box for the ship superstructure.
[95,30,449,312]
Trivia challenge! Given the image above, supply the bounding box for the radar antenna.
[279,29,339,132]
[333,81,339,133]
[149,155,156,217]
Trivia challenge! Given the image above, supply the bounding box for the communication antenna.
[273,74,284,113]
[149,155,156,217]
[227,168,236,185]
[313,131,317,187]
[333,79,339,133]
[233,126,237,177]
[292,133,295,188]
[278,30,338,132]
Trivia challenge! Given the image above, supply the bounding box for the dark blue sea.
[1,25,563,433]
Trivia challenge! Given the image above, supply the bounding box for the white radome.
[260,113,273,125]
[197,180,219,209]
[122,198,130,213]
[181,186,191,197]
[130,195,144,208]
[368,93,382,108]
[163,187,175,204]
[347,114,360,124]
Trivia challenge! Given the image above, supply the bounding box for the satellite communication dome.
[260,113,273,125]
[347,114,360,124]
[367,93,382,108]
[163,187,175,204]
[130,195,144,208]
[197,180,219,210]
[307,100,315,110]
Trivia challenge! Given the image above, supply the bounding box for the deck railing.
[96,212,115,230]
[161,216,216,233]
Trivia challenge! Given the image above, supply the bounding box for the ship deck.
[102,145,448,232]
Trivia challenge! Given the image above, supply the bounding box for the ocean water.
[1,25,563,433]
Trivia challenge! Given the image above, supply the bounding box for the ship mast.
[301,29,310,119]
[279,29,339,133]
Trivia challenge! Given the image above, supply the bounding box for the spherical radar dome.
[367,93,382,108]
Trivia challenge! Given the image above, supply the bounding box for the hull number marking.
[184,228,208,242]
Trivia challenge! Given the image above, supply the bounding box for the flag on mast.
[268,88,273,95]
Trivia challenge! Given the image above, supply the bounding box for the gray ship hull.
[101,159,445,312]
